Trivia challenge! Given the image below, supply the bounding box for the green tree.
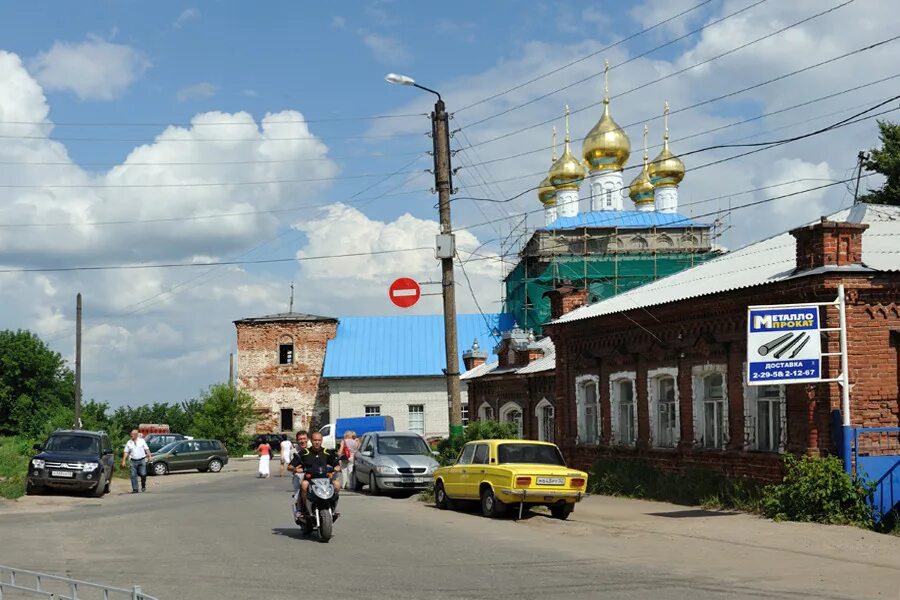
[859,120,900,205]
[0,330,75,437]
[189,384,256,451]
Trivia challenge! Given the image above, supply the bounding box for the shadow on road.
[271,527,317,542]
[645,509,739,518]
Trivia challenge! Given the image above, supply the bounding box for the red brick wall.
[235,320,337,433]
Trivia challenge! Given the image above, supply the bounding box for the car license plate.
[401,476,421,483]
[51,470,74,478]
[536,477,564,486]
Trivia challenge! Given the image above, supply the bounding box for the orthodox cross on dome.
[643,124,649,165]
[564,104,572,145]
[552,126,558,161]
[663,101,670,143]
[603,58,610,104]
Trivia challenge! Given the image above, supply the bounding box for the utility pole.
[853,150,869,205]
[431,96,463,439]
[229,353,234,387]
[74,293,82,430]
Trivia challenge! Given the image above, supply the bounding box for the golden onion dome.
[538,174,557,205]
[583,100,631,172]
[648,102,685,187]
[549,106,586,190]
[629,125,654,207]
[538,128,559,206]
[582,61,630,173]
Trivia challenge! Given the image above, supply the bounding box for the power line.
[455,0,716,113]
[463,0,771,129]
[0,112,426,128]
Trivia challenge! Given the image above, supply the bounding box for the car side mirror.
[431,451,439,457]
[171,450,178,456]
[103,449,113,456]
[33,443,42,452]
[362,450,372,457]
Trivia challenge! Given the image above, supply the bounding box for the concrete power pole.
[74,293,82,430]
[431,98,463,439]
[229,353,235,387]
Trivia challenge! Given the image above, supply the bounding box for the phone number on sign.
[750,369,818,380]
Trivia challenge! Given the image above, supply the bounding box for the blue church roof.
[323,313,515,379]
[544,210,707,230]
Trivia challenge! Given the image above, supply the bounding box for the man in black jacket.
[291,431,341,518]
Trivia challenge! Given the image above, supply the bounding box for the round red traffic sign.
[389,277,421,308]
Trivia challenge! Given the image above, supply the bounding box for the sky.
[0,0,896,408]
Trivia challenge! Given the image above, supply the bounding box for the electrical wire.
[0,112,426,128]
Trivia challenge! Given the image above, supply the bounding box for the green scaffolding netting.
[504,252,718,333]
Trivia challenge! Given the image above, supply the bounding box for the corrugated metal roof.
[544,210,706,231]
[460,361,499,380]
[234,312,337,324]
[323,313,515,378]
[554,204,900,324]
[463,337,556,381]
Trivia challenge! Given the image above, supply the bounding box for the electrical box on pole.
[435,234,455,259]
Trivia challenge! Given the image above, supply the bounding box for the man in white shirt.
[279,435,294,478]
[122,429,152,493]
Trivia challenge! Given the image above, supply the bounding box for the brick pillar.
[554,348,572,445]
[726,342,744,451]
[545,286,589,320]
[599,360,612,445]
[677,355,694,448]
[785,384,810,454]
[636,355,650,449]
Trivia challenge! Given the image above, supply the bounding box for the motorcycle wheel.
[319,510,333,543]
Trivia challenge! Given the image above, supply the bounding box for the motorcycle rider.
[287,431,310,494]
[296,431,341,519]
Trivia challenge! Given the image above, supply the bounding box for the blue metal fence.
[844,426,900,522]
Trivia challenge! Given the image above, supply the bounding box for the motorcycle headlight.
[82,462,99,473]
[31,459,45,469]
[375,464,398,475]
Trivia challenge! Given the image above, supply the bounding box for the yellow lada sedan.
[433,439,588,520]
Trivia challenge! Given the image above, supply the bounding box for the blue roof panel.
[323,313,515,378]
[544,210,706,230]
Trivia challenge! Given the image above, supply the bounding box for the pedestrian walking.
[279,434,294,478]
[257,439,271,478]
[339,430,359,489]
[122,429,152,493]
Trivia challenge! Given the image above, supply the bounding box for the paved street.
[2,460,900,600]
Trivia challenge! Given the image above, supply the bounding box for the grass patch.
[589,457,763,512]
[418,482,435,503]
[0,436,35,499]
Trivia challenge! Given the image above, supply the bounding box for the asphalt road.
[2,461,898,600]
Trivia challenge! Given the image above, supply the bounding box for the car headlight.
[31,459,44,469]
[374,464,398,475]
[426,464,437,474]
[82,462,99,473]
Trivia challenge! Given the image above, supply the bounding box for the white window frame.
[742,366,785,452]
[499,402,524,439]
[692,364,728,449]
[609,371,637,446]
[461,402,469,427]
[364,405,381,417]
[408,404,425,435]
[575,375,600,445]
[478,402,494,421]
[535,398,554,442]
[648,367,679,448]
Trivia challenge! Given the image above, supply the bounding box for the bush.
[0,436,33,499]
[589,457,762,511]
[434,420,520,466]
[761,454,874,527]
[189,384,256,451]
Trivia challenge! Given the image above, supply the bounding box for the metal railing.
[0,566,158,600]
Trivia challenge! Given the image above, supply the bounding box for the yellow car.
[433,439,588,520]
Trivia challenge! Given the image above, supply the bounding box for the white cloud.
[177,81,218,102]
[332,16,346,29]
[361,33,410,65]
[173,8,200,29]
[29,35,150,100]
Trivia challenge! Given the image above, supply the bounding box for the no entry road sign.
[389,277,421,308]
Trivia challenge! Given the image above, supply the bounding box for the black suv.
[251,433,286,455]
[27,430,115,497]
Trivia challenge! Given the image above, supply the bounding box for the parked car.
[148,439,228,475]
[145,433,188,453]
[321,416,395,450]
[352,431,438,495]
[433,439,588,520]
[250,433,285,455]
[27,429,115,497]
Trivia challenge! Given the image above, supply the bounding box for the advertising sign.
[747,305,822,385]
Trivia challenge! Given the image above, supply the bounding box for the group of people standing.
[256,430,360,488]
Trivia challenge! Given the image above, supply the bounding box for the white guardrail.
[0,566,158,600]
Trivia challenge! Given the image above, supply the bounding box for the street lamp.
[386,72,463,439]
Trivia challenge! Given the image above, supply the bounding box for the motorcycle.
[293,465,339,542]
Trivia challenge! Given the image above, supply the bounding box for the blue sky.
[0,0,896,407]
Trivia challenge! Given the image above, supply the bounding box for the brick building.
[234,312,338,434]
[467,204,900,482]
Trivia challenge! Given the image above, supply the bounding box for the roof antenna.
[289,282,295,313]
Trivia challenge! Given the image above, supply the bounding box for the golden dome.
[582,61,630,172]
[549,106,586,191]
[629,125,654,207]
[649,102,685,187]
[538,127,559,206]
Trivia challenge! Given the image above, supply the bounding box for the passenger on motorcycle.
[287,431,310,493]
[297,432,341,513]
